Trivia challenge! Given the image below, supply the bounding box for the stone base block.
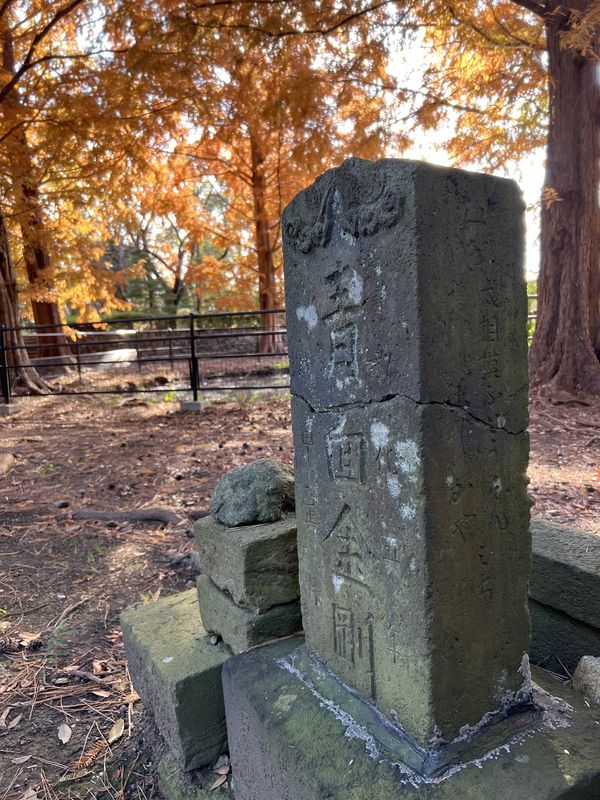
[0,403,19,416]
[121,589,231,770]
[223,638,600,800]
[194,514,299,613]
[180,400,202,412]
[530,599,600,674]
[157,756,233,800]
[197,574,302,654]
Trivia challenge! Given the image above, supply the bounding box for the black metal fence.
[0,309,289,404]
[0,296,539,406]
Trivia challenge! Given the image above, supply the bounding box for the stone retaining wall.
[530,518,600,673]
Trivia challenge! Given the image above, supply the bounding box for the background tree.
[108,0,404,346]
[0,211,48,390]
[410,0,599,397]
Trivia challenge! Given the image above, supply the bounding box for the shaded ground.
[0,391,598,799]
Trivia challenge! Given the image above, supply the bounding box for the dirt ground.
[0,390,598,799]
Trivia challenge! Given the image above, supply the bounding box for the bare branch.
[0,0,88,103]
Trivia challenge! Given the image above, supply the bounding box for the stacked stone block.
[194,514,302,653]
[121,458,301,778]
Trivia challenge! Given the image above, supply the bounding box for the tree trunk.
[0,212,49,393]
[529,1,600,397]
[1,25,71,360]
[250,134,278,354]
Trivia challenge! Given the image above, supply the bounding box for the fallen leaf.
[11,755,32,764]
[214,766,230,775]
[21,789,38,800]
[91,660,104,675]
[210,774,228,790]
[107,718,124,744]
[58,723,72,744]
[0,706,11,727]
[90,690,111,698]
[7,713,23,730]
[18,631,40,644]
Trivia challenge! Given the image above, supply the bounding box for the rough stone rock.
[120,589,231,770]
[210,459,295,527]
[573,656,600,706]
[194,514,299,613]
[196,575,302,654]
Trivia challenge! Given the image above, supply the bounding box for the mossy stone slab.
[223,638,600,800]
[197,574,302,654]
[194,514,299,613]
[121,590,231,770]
[531,519,600,628]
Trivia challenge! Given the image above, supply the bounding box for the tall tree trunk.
[1,25,71,360]
[250,134,278,354]
[0,212,49,393]
[529,1,600,397]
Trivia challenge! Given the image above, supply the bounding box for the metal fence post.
[168,327,173,369]
[0,326,12,405]
[189,312,199,402]
[135,330,142,372]
[75,337,82,379]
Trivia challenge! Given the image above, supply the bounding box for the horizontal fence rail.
[0,297,538,405]
[0,309,289,404]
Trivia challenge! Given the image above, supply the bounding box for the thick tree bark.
[1,25,71,360]
[529,1,600,397]
[0,212,49,393]
[250,134,278,354]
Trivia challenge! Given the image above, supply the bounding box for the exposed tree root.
[68,507,184,526]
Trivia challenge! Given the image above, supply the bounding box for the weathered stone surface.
[223,638,600,800]
[194,514,299,613]
[121,590,231,770]
[573,656,600,706]
[196,575,302,654]
[283,158,530,746]
[157,756,233,800]
[210,459,295,526]
[283,158,527,430]
[529,600,600,674]
[530,519,600,628]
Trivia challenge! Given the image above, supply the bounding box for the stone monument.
[222,159,600,798]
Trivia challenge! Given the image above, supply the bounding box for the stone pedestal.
[121,590,230,769]
[223,638,600,800]
[0,403,19,416]
[218,158,600,797]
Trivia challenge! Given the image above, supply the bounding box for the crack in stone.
[291,391,526,437]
